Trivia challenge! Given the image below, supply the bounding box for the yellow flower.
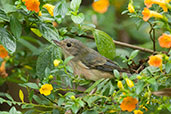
[134,110,143,114]
[24,0,40,13]
[144,0,171,12]
[117,81,124,89]
[139,105,148,111]
[158,33,171,48]
[53,59,60,67]
[0,45,8,59]
[43,4,55,16]
[148,55,162,67]
[126,78,134,88]
[142,8,163,21]
[92,0,109,13]
[39,84,53,96]
[108,109,116,113]
[120,96,138,112]
[38,11,42,16]
[128,2,135,13]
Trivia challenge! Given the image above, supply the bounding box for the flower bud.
[125,78,134,88]
[117,81,124,89]
[48,75,54,80]
[38,11,42,16]
[137,75,142,80]
[128,2,135,13]
[53,59,60,67]
[70,95,75,100]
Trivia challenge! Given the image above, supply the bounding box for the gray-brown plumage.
[53,38,125,81]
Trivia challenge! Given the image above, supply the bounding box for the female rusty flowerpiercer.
[53,39,128,81]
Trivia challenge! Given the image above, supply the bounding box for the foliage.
[0,0,171,114]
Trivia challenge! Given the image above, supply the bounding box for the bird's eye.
[66,43,72,47]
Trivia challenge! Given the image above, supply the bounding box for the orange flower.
[144,0,171,12]
[148,55,162,67]
[142,8,163,21]
[92,0,109,13]
[24,0,40,13]
[0,61,8,78]
[120,96,138,112]
[0,45,8,59]
[158,33,171,48]
[43,4,55,16]
[144,0,154,8]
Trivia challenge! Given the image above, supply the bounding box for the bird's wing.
[80,51,123,72]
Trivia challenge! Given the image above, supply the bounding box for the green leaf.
[165,62,171,73]
[9,107,21,114]
[10,16,22,39]
[21,104,34,109]
[85,78,105,93]
[121,10,129,15]
[77,99,85,107]
[38,24,59,44]
[29,90,34,102]
[93,29,115,60]
[71,13,84,24]
[96,79,109,92]
[23,83,39,89]
[82,110,98,114]
[129,50,139,60]
[71,103,80,114]
[167,104,171,112]
[5,94,14,101]
[64,56,74,65]
[33,95,42,104]
[24,110,34,114]
[113,69,120,79]
[70,0,81,11]
[36,45,62,80]
[19,89,24,103]
[57,98,65,106]
[52,109,60,114]
[0,9,9,22]
[53,0,68,18]
[136,82,144,95]
[83,96,99,107]
[9,107,17,114]
[0,28,16,53]
[18,38,40,55]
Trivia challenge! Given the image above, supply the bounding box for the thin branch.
[42,95,58,105]
[76,34,159,54]
[148,22,156,52]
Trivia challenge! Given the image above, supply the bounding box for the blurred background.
[0,0,169,113]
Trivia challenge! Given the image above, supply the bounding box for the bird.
[53,38,127,81]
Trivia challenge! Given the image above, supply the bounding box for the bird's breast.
[68,60,114,81]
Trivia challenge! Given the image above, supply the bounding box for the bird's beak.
[53,40,62,46]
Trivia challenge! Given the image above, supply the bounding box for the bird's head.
[53,38,88,57]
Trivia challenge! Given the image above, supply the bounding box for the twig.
[77,34,159,54]
[148,22,156,52]
[42,95,58,105]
